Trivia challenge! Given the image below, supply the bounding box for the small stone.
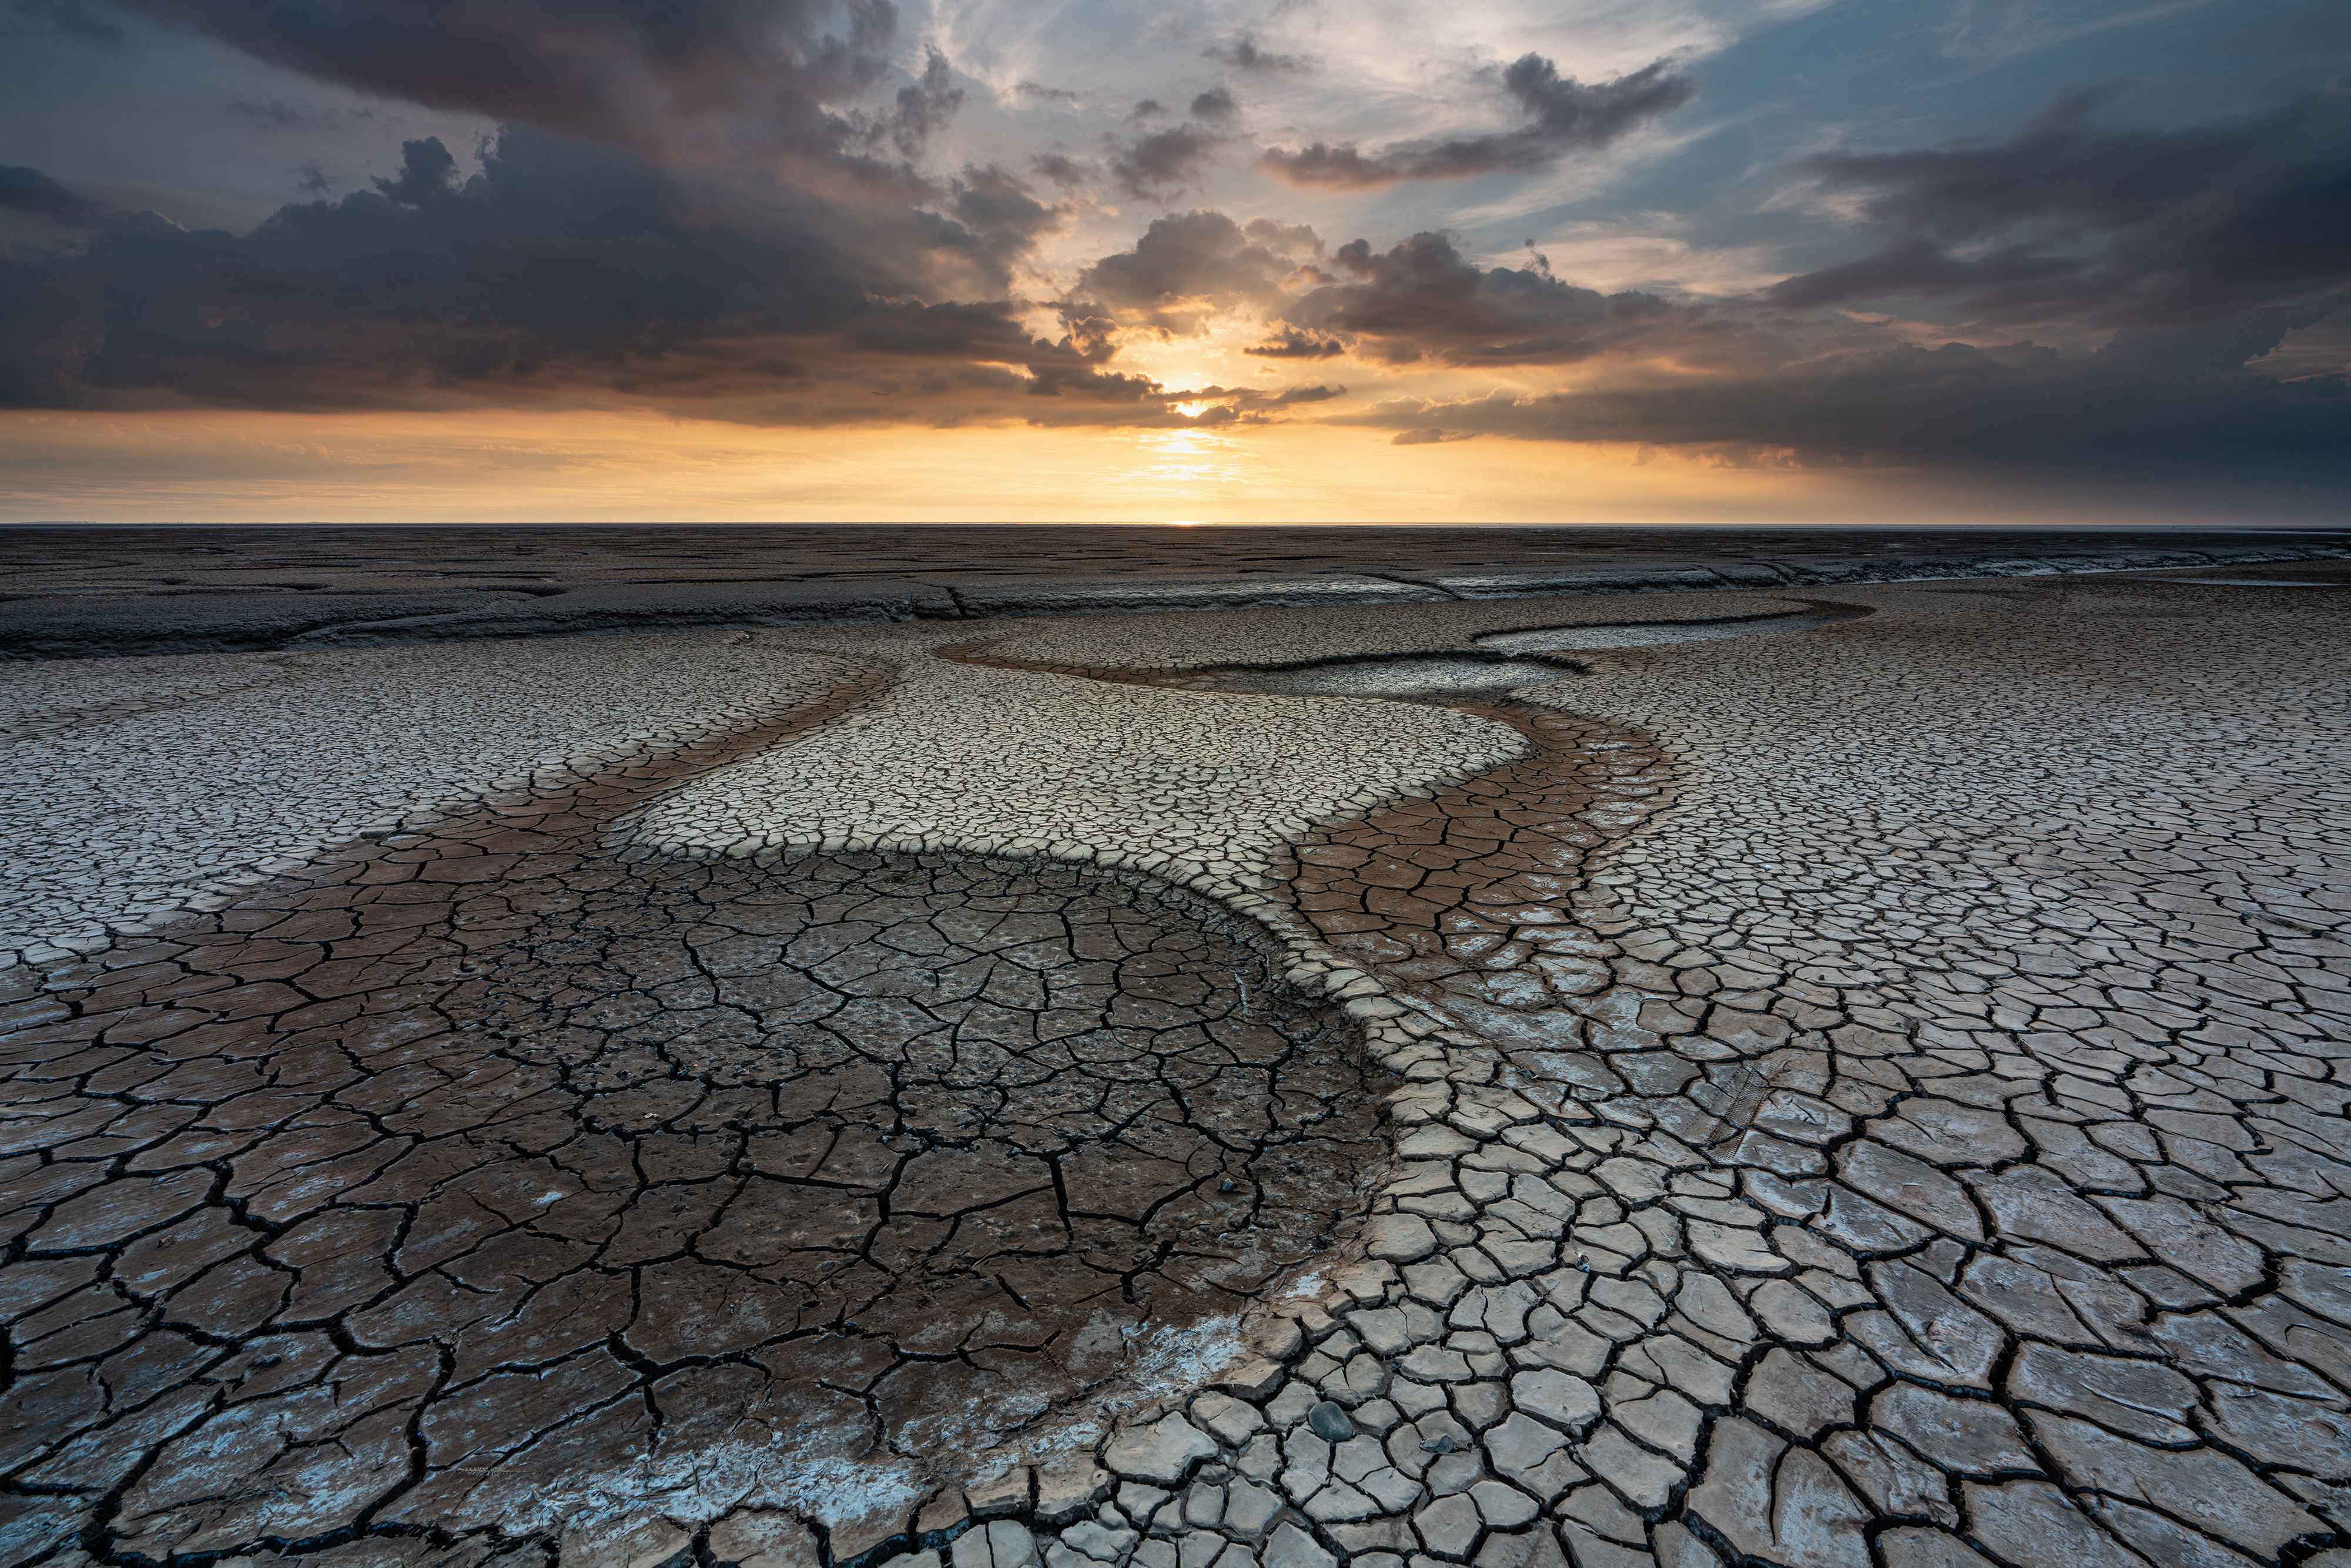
[1310,1401,1355,1442]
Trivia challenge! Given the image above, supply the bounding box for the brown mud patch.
[0,661,1385,1564]
[1258,702,1677,1056]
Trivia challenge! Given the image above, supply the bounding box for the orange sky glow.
[0,408,2253,527]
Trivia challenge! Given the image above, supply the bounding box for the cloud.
[109,0,914,164]
[1334,308,2348,466]
[1261,54,1694,189]
[1282,230,1702,364]
[1029,152,1094,189]
[1245,326,1345,359]
[0,164,105,225]
[1190,86,1238,123]
[865,46,963,159]
[1389,426,1472,444]
[0,130,1072,411]
[1770,88,2351,327]
[1075,217,1710,364]
[1204,35,1302,75]
[945,163,1065,256]
[0,138,1372,435]
[1078,210,1308,314]
[1108,122,1228,200]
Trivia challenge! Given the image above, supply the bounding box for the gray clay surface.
[0,559,2347,1568]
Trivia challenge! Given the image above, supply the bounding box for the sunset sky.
[1,0,2345,522]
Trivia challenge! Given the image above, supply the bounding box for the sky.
[0,0,2345,523]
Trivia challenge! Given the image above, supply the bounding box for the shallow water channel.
[1166,604,1870,702]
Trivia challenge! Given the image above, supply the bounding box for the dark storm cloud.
[0,130,1070,411]
[1771,88,2351,326]
[1342,307,2347,465]
[1284,231,1697,365]
[108,0,912,162]
[1261,55,1693,188]
[0,139,1365,431]
[0,165,105,224]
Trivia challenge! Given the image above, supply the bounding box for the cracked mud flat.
[0,563,2348,1568]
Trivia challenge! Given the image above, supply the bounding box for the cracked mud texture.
[0,634,863,959]
[0,564,2347,1568]
[9,525,2344,661]
[0,674,1388,1565]
[925,571,2351,1568]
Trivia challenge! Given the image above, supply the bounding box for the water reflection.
[1174,654,1572,701]
[1163,604,1873,703]
[1476,605,1868,652]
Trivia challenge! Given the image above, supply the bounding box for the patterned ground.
[0,561,2346,1568]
